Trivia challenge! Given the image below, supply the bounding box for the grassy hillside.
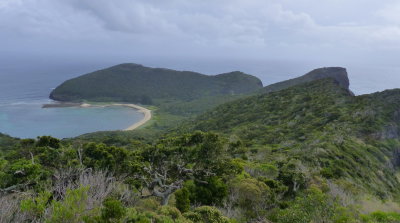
[73,67,353,144]
[3,77,400,222]
[74,94,248,144]
[50,63,263,104]
[181,78,400,203]
[69,78,400,221]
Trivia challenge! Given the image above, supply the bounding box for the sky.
[1,0,400,94]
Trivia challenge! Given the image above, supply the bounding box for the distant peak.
[313,67,346,71]
[305,67,349,90]
[215,71,246,77]
[112,63,144,69]
[262,66,351,94]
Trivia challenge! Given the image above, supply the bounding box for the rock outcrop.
[261,67,351,94]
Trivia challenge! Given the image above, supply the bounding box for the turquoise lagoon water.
[0,66,143,139]
[0,101,143,139]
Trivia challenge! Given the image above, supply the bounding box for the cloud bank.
[2,1,400,52]
[1,0,400,94]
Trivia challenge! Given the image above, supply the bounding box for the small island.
[47,63,265,132]
[49,63,263,105]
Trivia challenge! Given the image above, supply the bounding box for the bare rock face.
[262,67,351,94]
[303,67,350,90]
[374,124,400,140]
[372,109,400,141]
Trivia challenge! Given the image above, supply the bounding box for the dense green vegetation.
[2,67,400,222]
[72,66,351,146]
[50,63,262,104]
[50,64,262,145]
[74,94,248,145]
[2,130,399,222]
[182,78,400,200]
[0,133,242,222]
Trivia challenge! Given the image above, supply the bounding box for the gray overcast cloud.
[1,0,400,94]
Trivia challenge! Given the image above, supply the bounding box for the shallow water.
[0,101,143,139]
[0,66,143,139]
[2,59,400,138]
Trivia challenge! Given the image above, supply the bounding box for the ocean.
[2,58,400,139]
[0,65,143,139]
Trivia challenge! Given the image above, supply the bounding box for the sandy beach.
[107,104,152,130]
[43,102,152,131]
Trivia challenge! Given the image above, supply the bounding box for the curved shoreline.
[44,102,152,131]
[80,103,151,131]
[106,104,151,130]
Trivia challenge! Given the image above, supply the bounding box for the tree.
[137,132,233,206]
[99,198,126,222]
[1,159,47,191]
[36,136,60,149]
[186,176,227,206]
[82,143,130,173]
[275,186,355,223]
[225,177,272,220]
[277,161,307,195]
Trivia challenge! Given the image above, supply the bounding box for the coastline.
[109,103,152,130]
[43,102,152,131]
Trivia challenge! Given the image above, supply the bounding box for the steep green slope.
[65,67,351,143]
[50,63,263,104]
[4,73,400,222]
[73,93,248,144]
[261,67,351,94]
[182,78,400,201]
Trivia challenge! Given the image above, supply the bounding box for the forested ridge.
[2,68,400,222]
[50,63,263,104]
[183,78,400,200]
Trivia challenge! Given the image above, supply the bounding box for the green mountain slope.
[182,78,400,202]
[66,67,352,143]
[261,67,351,94]
[3,68,400,222]
[50,63,263,104]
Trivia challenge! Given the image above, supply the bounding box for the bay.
[0,65,143,139]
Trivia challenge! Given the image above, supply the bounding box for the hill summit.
[261,67,351,94]
[49,63,263,104]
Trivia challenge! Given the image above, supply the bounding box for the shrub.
[157,206,182,220]
[20,191,52,219]
[48,186,90,223]
[100,198,126,222]
[175,188,190,213]
[228,177,272,220]
[361,211,400,223]
[184,206,230,223]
